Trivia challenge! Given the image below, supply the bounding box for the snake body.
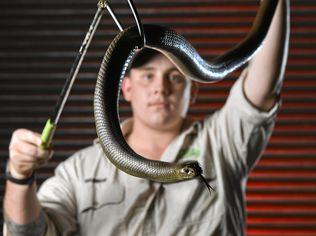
[94,0,278,182]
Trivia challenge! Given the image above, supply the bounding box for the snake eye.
[181,167,195,176]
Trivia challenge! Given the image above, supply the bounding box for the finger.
[10,149,48,164]
[10,141,42,158]
[10,142,50,160]
[14,158,48,169]
[10,155,49,173]
[10,141,38,158]
[11,129,42,147]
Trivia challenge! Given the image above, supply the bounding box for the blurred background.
[0,0,315,235]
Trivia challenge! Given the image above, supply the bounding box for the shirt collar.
[93,117,198,144]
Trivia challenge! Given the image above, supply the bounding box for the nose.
[153,75,170,96]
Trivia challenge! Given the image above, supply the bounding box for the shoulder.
[61,144,102,168]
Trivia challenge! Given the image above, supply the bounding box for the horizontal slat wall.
[1,0,315,235]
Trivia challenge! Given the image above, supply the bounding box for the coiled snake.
[94,0,279,184]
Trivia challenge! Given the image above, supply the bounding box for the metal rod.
[106,4,123,31]
[52,6,104,125]
[42,5,106,149]
[126,0,146,45]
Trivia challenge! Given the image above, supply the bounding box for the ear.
[190,82,199,104]
[121,76,132,102]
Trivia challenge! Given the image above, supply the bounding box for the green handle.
[40,119,56,149]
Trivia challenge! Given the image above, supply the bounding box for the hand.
[8,129,53,179]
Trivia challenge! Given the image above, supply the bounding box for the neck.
[126,119,184,161]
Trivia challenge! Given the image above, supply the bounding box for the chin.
[148,115,181,130]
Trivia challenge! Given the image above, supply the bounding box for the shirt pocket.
[79,180,125,213]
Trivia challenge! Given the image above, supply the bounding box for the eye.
[182,167,194,175]
[168,73,185,84]
[142,73,154,81]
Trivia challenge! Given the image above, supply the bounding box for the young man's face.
[122,52,196,131]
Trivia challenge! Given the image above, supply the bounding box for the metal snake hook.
[40,0,125,149]
[41,0,109,148]
[98,0,123,31]
[126,0,146,46]
[99,0,145,45]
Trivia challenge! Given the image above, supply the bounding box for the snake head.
[177,161,202,180]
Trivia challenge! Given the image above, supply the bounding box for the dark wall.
[1,0,315,235]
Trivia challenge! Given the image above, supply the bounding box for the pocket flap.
[80,181,125,213]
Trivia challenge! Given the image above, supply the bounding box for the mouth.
[149,101,170,109]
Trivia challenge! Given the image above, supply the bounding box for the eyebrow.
[138,66,156,71]
[138,66,180,73]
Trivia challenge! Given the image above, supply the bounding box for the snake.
[94,0,279,184]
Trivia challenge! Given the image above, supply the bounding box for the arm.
[4,129,77,236]
[3,129,52,235]
[244,0,290,111]
[3,183,46,236]
[203,0,290,177]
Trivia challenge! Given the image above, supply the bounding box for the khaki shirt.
[34,72,278,236]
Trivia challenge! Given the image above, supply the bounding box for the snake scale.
[94,0,278,183]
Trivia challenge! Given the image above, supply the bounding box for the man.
[3,0,290,235]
